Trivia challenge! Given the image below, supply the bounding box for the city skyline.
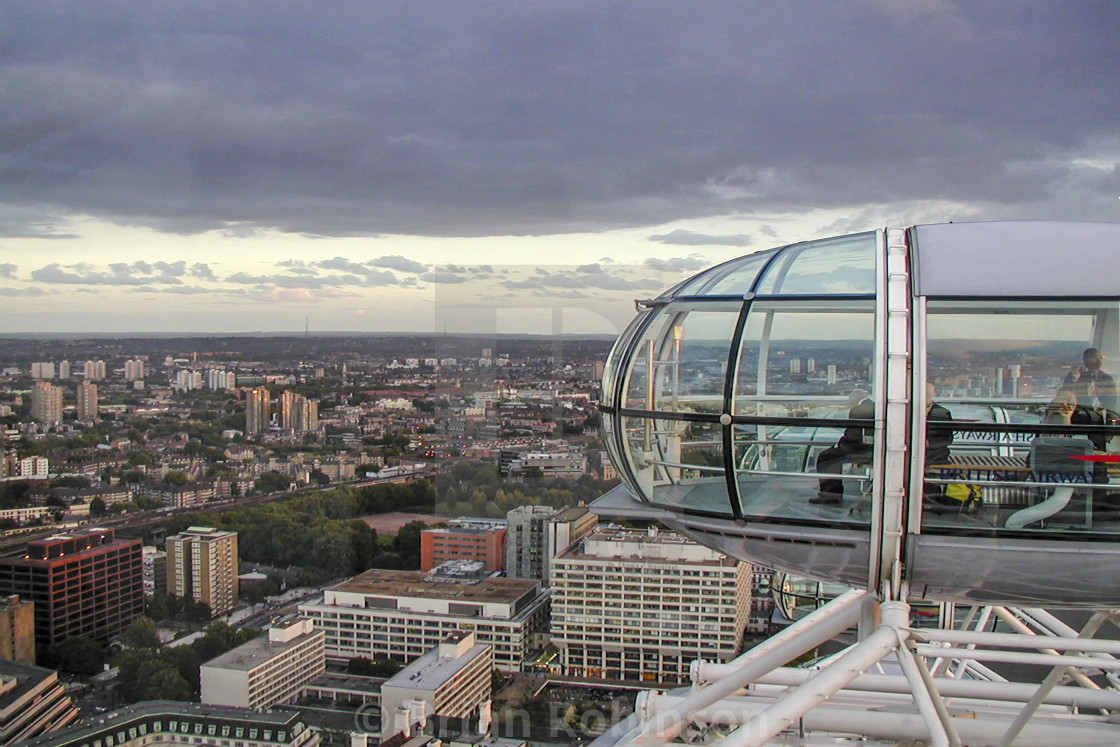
[2,3,1117,335]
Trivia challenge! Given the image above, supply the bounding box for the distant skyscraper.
[57,360,71,379]
[205,369,237,390]
[280,391,319,433]
[174,369,202,391]
[245,387,270,435]
[789,358,802,374]
[82,360,106,380]
[30,362,55,380]
[166,527,239,617]
[124,358,145,381]
[30,382,63,424]
[76,381,99,420]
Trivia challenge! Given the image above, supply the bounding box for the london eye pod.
[596,221,1120,607]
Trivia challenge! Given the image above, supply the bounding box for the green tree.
[52,635,105,675]
[254,471,292,494]
[164,471,190,486]
[52,475,91,489]
[89,497,107,517]
[121,616,162,649]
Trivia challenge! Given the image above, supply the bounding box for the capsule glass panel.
[755,232,877,295]
[619,415,733,516]
[602,308,651,408]
[920,300,1120,537]
[667,251,775,298]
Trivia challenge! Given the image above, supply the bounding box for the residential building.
[246,387,270,435]
[299,568,549,673]
[205,369,237,390]
[16,458,49,480]
[505,505,596,584]
[505,450,586,479]
[29,363,55,381]
[420,519,506,573]
[280,391,319,433]
[0,659,79,745]
[550,525,750,684]
[124,358,145,381]
[146,481,217,508]
[18,701,319,747]
[380,630,492,739]
[142,547,168,597]
[166,527,239,617]
[0,528,144,656]
[0,596,35,665]
[30,383,62,425]
[545,505,597,583]
[56,361,70,380]
[81,360,106,381]
[75,381,98,420]
[201,617,326,709]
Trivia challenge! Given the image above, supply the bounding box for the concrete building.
[299,568,549,673]
[18,701,318,747]
[30,363,55,381]
[167,527,239,617]
[380,631,492,739]
[201,617,326,709]
[280,391,319,433]
[551,525,750,684]
[142,546,168,597]
[0,596,35,665]
[81,360,106,381]
[504,505,596,584]
[123,358,145,381]
[0,528,144,655]
[75,381,98,420]
[246,387,271,435]
[420,519,506,573]
[0,660,79,745]
[30,383,62,425]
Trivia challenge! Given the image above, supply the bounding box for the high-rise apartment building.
[201,617,325,709]
[81,360,106,380]
[123,358,145,381]
[205,369,236,390]
[420,519,506,572]
[280,391,319,433]
[0,528,144,655]
[166,527,239,617]
[75,381,98,420]
[29,363,55,380]
[551,526,751,684]
[0,596,36,665]
[245,387,270,435]
[29,383,62,425]
[505,504,597,583]
[56,361,70,380]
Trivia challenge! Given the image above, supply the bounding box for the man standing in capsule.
[1064,348,1119,418]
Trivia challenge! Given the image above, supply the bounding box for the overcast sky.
[2,1,1118,336]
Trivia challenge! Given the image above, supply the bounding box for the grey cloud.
[225,271,367,289]
[420,271,471,284]
[0,264,16,278]
[189,263,218,281]
[31,262,183,285]
[0,287,46,296]
[372,255,427,274]
[648,229,753,247]
[1,4,1118,239]
[645,257,710,273]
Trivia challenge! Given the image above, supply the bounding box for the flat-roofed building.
[0,528,143,655]
[421,519,506,573]
[380,630,492,739]
[0,659,79,745]
[505,505,597,584]
[166,526,238,617]
[299,568,548,673]
[17,701,318,747]
[551,525,750,684]
[201,618,326,709]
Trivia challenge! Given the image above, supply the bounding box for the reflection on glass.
[621,303,739,415]
[620,415,732,515]
[668,252,774,297]
[602,310,650,408]
[922,300,1120,538]
[755,233,876,295]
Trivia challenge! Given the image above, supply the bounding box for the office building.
[201,617,326,709]
[123,358,145,381]
[0,596,35,665]
[0,659,79,745]
[380,630,492,739]
[299,568,548,673]
[81,360,105,381]
[75,381,98,420]
[245,387,270,435]
[18,701,319,747]
[551,526,750,684]
[420,519,506,573]
[0,528,144,655]
[505,505,596,583]
[280,391,319,433]
[166,527,239,617]
[30,383,62,425]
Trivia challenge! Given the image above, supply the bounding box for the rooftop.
[201,625,321,672]
[384,641,491,692]
[330,569,539,605]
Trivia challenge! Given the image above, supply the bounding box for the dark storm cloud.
[649,229,753,247]
[1,1,1118,239]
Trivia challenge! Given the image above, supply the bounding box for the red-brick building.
[0,528,144,659]
[420,519,506,573]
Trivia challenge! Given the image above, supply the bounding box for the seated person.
[812,390,873,505]
[924,383,955,505]
[1044,385,1108,483]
